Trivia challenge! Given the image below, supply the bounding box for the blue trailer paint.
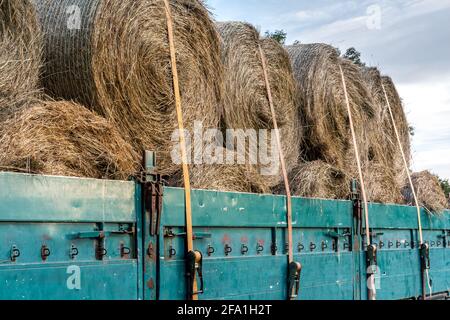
[0,172,449,300]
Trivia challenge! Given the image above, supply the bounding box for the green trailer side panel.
[0,173,449,300]
[0,261,138,300]
[163,187,352,227]
[0,172,135,222]
[157,188,355,300]
[0,173,140,300]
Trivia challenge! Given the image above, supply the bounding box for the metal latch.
[420,243,431,300]
[164,229,211,240]
[366,244,378,300]
[325,229,351,252]
[186,250,204,300]
[69,230,132,239]
[420,243,430,270]
[287,261,302,300]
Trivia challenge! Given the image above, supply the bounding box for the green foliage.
[334,47,341,56]
[342,47,366,67]
[265,29,287,45]
[439,178,450,198]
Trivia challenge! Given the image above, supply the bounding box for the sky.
[207,0,450,180]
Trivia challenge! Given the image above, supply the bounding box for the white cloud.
[294,10,330,23]
[397,78,450,179]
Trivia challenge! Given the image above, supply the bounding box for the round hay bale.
[0,100,141,179]
[171,166,270,194]
[402,171,448,214]
[216,22,301,187]
[362,67,411,187]
[382,75,411,172]
[286,44,374,170]
[166,145,271,193]
[0,0,42,117]
[33,0,223,176]
[365,162,403,204]
[274,160,350,200]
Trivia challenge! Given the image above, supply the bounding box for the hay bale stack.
[0,100,140,179]
[0,0,42,117]
[402,171,448,214]
[275,160,349,199]
[217,22,301,187]
[287,44,374,170]
[34,0,223,176]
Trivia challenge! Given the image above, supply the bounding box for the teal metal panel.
[157,187,449,300]
[0,261,138,300]
[163,187,352,228]
[367,203,449,230]
[157,188,355,300]
[0,172,139,300]
[360,204,450,300]
[0,172,135,222]
[0,172,449,300]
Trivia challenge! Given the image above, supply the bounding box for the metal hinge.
[143,178,164,236]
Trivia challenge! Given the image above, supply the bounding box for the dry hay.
[189,165,270,194]
[0,100,141,179]
[168,155,271,194]
[365,162,403,204]
[274,160,350,199]
[362,67,411,188]
[0,0,42,117]
[34,0,223,176]
[402,171,448,214]
[286,43,374,171]
[216,22,301,188]
[382,76,411,179]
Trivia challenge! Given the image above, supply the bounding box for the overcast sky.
[207,0,450,180]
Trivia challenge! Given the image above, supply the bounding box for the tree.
[265,30,287,45]
[342,47,366,67]
[439,178,450,198]
[334,47,341,57]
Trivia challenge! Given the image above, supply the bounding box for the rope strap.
[339,66,376,300]
[339,66,371,247]
[381,84,423,244]
[163,0,197,300]
[381,83,431,298]
[258,45,294,263]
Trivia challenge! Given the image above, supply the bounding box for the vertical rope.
[339,66,371,247]
[381,84,423,244]
[381,83,431,298]
[340,65,376,300]
[258,45,294,263]
[163,0,197,300]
